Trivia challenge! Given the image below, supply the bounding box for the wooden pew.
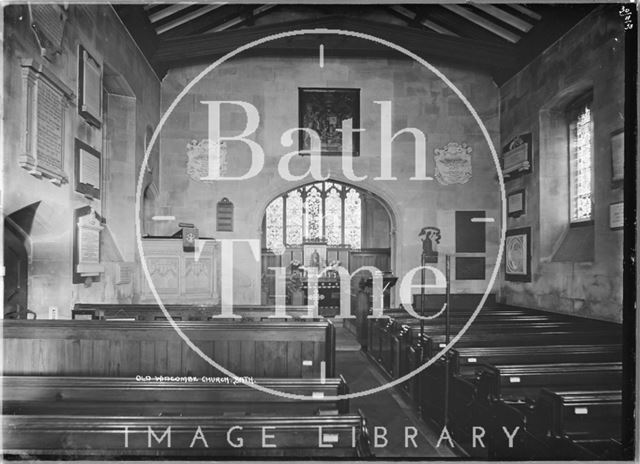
[529,388,622,447]
[383,317,566,379]
[3,413,374,458]
[369,308,620,410]
[474,362,623,402]
[452,344,622,376]
[480,388,623,460]
[367,310,555,377]
[73,303,316,321]
[422,328,621,359]
[449,363,621,459]
[3,375,350,416]
[419,344,621,424]
[2,319,335,378]
[365,307,534,358]
[371,315,606,382]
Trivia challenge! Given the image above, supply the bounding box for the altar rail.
[2,320,335,378]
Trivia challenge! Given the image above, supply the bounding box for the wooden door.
[4,224,28,316]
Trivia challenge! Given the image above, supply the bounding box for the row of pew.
[365,300,624,459]
[2,312,374,458]
[72,303,318,321]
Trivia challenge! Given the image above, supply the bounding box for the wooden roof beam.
[509,4,542,21]
[473,4,534,33]
[154,16,517,76]
[442,4,521,43]
[149,4,194,23]
[204,5,276,33]
[388,5,459,37]
[157,3,228,35]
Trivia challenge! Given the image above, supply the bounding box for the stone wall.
[3,5,160,318]
[158,55,501,305]
[498,7,625,322]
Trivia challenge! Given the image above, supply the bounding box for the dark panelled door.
[4,224,28,316]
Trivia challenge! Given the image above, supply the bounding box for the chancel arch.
[260,180,394,309]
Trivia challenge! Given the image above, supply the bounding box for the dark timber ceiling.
[114,3,598,85]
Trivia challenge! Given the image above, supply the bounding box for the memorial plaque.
[28,4,67,60]
[502,133,532,180]
[611,129,624,183]
[74,138,101,199]
[36,78,64,171]
[78,46,102,127]
[217,197,234,231]
[19,59,73,184]
[609,202,624,230]
[73,206,104,283]
[79,226,100,264]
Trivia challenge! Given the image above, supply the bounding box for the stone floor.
[334,330,459,458]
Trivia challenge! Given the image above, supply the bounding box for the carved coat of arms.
[186,139,227,183]
[434,142,473,185]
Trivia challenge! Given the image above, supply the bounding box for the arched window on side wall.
[264,181,362,252]
[567,95,594,224]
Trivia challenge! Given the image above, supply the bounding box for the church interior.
[2,2,636,460]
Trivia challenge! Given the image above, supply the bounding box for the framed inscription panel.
[299,88,360,156]
[216,197,234,231]
[73,206,104,283]
[27,4,68,60]
[18,59,73,184]
[507,189,526,218]
[78,45,102,127]
[505,227,531,282]
[74,138,101,199]
[610,129,624,183]
[502,133,532,181]
[609,202,624,230]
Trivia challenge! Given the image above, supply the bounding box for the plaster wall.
[158,55,501,305]
[3,4,160,318]
[499,7,625,322]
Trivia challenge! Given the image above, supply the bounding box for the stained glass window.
[285,190,303,245]
[569,101,593,223]
[304,186,323,240]
[264,182,362,251]
[344,188,362,249]
[265,197,284,252]
[325,186,342,245]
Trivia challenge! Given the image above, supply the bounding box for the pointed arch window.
[568,96,593,224]
[265,182,362,251]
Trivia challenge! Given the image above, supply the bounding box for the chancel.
[2,2,635,461]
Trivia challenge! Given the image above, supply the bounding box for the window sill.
[569,219,594,228]
[552,222,594,263]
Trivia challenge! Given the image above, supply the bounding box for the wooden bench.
[3,375,350,416]
[422,328,621,359]
[370,316,605,383]
[2,319,335,378]
[3,413,374,458]
[447,363,622,459]
[367,311,558,377]
[366,307,537,355]
[530,388,622,442]
[478,388,623,460]
[474,362,623,403]
[73,303,317,321]
[419,344,622,423]
[452,344,622,376]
